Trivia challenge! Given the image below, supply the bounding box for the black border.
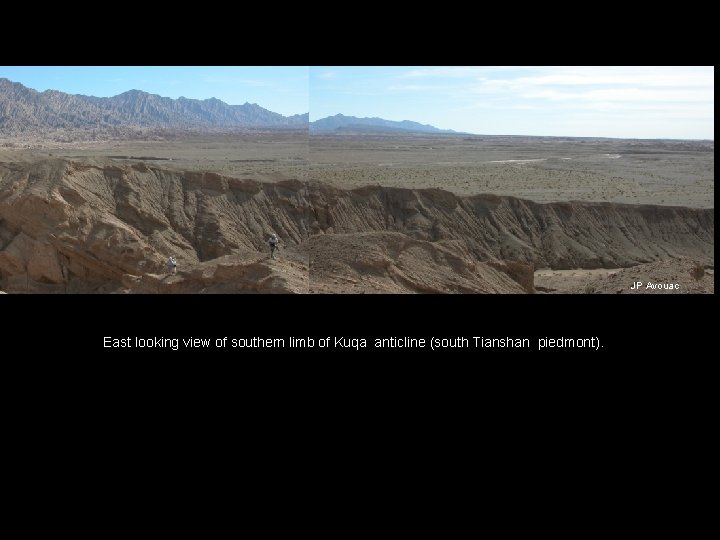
[2,32,714,364]
[6,293,715,359]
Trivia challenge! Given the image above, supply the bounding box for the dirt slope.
[0,158,309,292]
[0,158,714,293]
[309,183,714,269]
[309,232,530,293]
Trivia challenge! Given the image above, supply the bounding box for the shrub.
[691,262,705,281]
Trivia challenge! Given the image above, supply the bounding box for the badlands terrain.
[0,132,714,294]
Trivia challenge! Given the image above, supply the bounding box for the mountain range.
[0,78,308,135]
[0,78,456,138]
[310,113,456,134]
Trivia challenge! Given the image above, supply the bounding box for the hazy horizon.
[311,66,714,140]
[312,112,714,141]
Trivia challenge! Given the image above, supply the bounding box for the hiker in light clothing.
[167,256,177,274]
[268,234,279,259]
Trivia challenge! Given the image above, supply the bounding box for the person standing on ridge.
[268,234,279,260]
[167,256,177,274]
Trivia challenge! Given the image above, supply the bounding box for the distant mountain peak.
[311,114,457,134]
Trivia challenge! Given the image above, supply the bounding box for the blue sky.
[310,66,714,139]
[0,66,308,117]
[0,66,714,138]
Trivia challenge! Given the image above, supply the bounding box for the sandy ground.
[0,132,308,183]
[309,134,714,208]
[535,269,621,293]
[535,265,714,294]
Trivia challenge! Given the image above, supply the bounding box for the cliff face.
[0,159,713,293]
[309,183,714,269]
[0,159,310,292]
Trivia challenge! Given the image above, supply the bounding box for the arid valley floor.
[0,132,714,293]
[309,134,714,208]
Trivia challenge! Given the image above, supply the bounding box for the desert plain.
[0,132,714,293]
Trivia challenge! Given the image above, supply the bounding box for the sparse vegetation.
[691,262,705,280]
[308,134,714,208]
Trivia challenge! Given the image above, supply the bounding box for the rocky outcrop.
[0,158,714,293]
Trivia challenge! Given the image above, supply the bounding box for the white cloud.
[315,66,714,138]
[519,87,713,103]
